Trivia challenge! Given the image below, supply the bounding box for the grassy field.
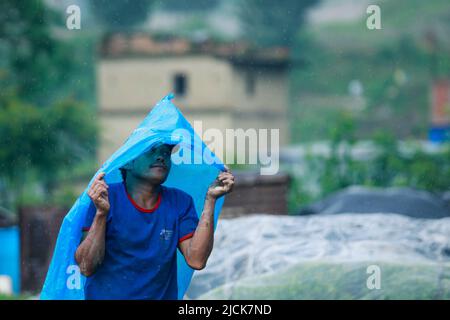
[0,294,31,300]
[289,0,450,142]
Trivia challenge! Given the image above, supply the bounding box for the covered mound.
[187,214,450,299]
[298,186,450,219]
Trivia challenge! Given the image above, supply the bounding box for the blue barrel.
[429,126,450,143]
[0,226,20,294]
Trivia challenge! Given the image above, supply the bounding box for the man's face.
[125,143,173,184]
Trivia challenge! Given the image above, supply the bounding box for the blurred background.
[0,0,450,299]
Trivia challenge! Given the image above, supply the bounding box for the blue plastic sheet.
[41,94,225,299]
[0,226,20,294]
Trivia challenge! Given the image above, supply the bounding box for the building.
[429,79,450,143]
[96,33,291,163]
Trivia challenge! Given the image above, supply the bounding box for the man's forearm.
[186,196,216,269]
[75,211,107,276]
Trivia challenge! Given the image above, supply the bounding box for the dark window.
[173,73,187,97]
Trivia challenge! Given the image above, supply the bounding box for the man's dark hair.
[120,168,127,181]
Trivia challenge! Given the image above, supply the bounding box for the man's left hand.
[207,168,235,200]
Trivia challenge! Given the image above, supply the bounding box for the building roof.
[99,33,291,68]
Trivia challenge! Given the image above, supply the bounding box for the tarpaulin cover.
[40,94,225,299]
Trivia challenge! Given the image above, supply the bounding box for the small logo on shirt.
[160,229,173,241]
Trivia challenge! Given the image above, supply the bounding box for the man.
[75,142,234,299]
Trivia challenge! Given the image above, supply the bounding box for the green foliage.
[51,185,79,208]
[288,176,313,213]
[289,28,449,211]
[290,0,450,144]
[290,36,435,143]
[0,0,77,106]
[0,0,99,210]
[238,0,320,47]
[51,35,98,107]
[160,0,221,12]
[288,114,450,212]
[0,293,32,300]
[90,0,154,30]
[0,93,97,208]
[317,112,358,196]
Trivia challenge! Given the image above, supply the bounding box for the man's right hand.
[77,172,109,276]
[88,172,110,215]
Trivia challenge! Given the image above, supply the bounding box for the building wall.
[98,109,286,167]
[232,111,289,147]
[98,111,234,164]
[98,113,148,163]
[98,55,234,111]
[230,66,288,113]
[230,66,289,145]
[97,55,289,165]
[98,56,288,114]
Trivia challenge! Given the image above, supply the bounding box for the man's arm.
[179,170,234,270]
[178,196,216,270]
[75,211,108,276]
[75,172,110,277]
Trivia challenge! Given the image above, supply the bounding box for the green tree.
[160,0,221,12]
[0,92,97,207]
[370,131,402,187]
[238,0,320,47]
[90,0,154,31]
[0,0,68,105]
[0,0,99,209]
[319,112,357,195]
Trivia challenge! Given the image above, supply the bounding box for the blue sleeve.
[178,195,199,243]
[82,200,97,231]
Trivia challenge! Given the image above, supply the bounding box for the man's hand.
[179,168,234,270]
[88,172,110,215]
[76,172,109,277]
[207,168,235,200]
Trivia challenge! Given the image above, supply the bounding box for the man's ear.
[171,143,180,154]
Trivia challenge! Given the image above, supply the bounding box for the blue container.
[0,226,20,294]
[429,126,450,143]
